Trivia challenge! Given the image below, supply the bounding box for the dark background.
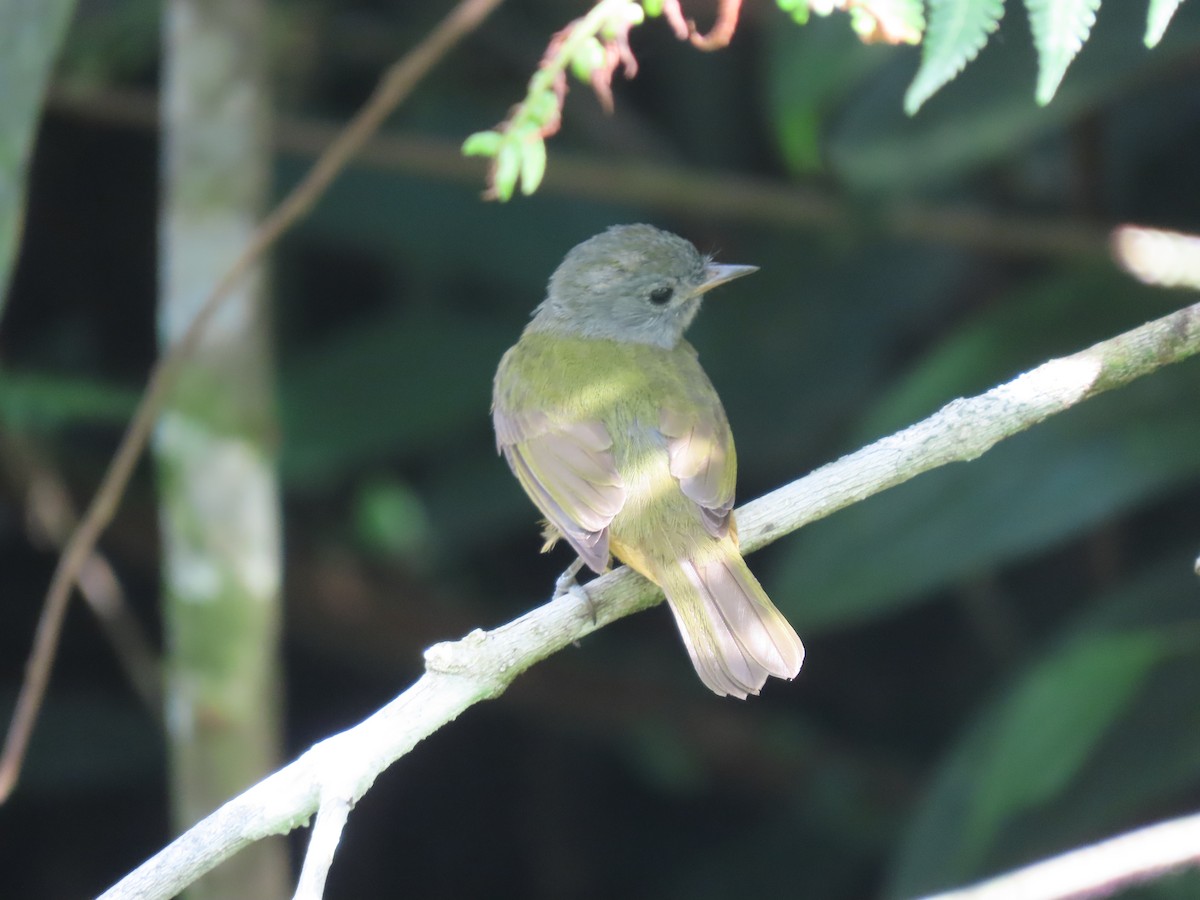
[2,1,1200,897]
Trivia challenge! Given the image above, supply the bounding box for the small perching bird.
[492,224,804,698]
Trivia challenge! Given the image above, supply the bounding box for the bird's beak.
[698,263,759,295]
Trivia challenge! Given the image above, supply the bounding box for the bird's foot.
[554,558,596,624]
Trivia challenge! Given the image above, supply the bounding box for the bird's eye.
[648,285,674,306]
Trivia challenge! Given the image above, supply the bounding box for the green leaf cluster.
[463,0,646,201]
[779,0,1188,113]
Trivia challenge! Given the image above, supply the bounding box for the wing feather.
[493,405,625,574]
[660,406,735,538]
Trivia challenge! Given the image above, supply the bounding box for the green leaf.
[524,88,561,127]
[1146,0,1185,46]
[461,129,503,158]
[964,631,1168,857]
[614,0,645,29]
[905,0,1005,114]
[885,577,1191,899]
[570,36,606,83]
[777,0,811,25]
[0,370,138,429]
[1026,0,1102,105]
[492,140,521,202]
[518,135,547,196]
[0,0,78,319]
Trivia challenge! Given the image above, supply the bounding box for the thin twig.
[0,0,505,805]
[0,435,161,714]
[46,85,1114,261]
[97,298,1200,900]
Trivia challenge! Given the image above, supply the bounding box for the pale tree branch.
[920,808,1200,900]
[292,796,352,900]
[735,302,1200,554]
[0,0,505,805]
[98,298,1200,899]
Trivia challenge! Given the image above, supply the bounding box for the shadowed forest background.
[2,0,1200,897]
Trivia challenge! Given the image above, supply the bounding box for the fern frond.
[904,0,1005,115]
[1145,0,1185,47]
[1026,0,1101,106]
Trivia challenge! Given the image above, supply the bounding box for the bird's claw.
[554,558,597,624]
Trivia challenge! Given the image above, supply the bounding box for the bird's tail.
[657,541,804,698]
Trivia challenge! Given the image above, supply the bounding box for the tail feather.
[660,548,804,699]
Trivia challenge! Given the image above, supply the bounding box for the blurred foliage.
[0,0,77,318]
[887,558,1200,896]
[0,370,137,430]
[1,0,1198,898]
[352,473,433,564]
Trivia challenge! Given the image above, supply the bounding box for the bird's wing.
[494,405,626,574]
[659,403,736,539]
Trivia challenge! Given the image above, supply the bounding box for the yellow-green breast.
[495,331,737,570]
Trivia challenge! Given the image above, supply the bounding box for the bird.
[492,224,803,698]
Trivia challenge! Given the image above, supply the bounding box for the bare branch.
[98,297,1200,899]
[736,300,1200,556]
[0,436,160,713]
[292,796,352,900]
[920,809,1200,900]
